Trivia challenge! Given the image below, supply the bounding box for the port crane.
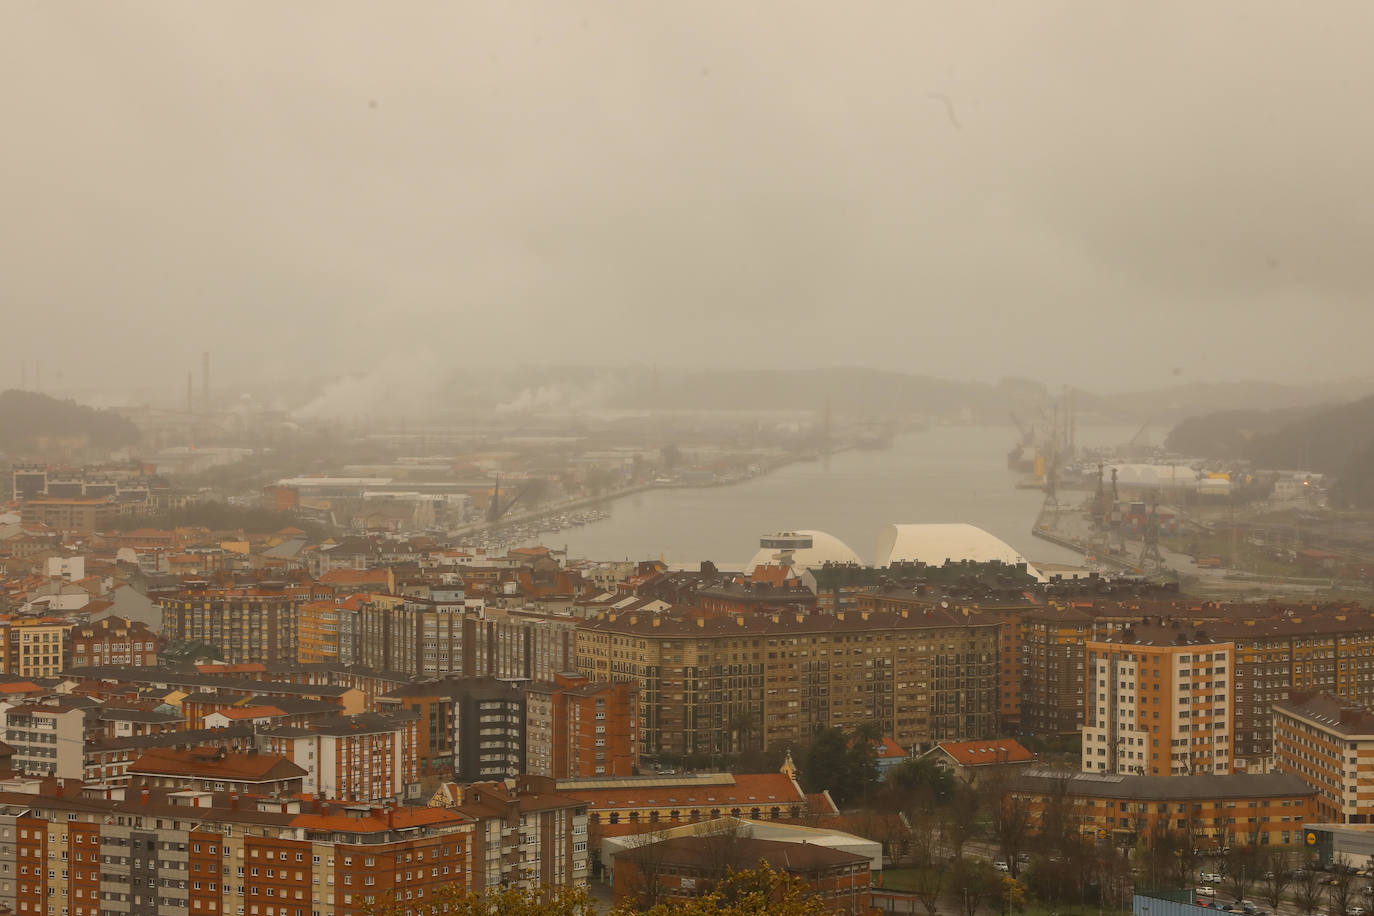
[486,475,538,523]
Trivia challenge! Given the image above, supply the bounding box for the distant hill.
[1165,405,1326,460]
[0,389,141,452]
[1165,393,1374,506]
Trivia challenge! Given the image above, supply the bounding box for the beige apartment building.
[576,607,1001,758]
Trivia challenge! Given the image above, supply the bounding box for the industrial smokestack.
[202,351,210,413]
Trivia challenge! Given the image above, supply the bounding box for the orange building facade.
[1082,626,1234,776]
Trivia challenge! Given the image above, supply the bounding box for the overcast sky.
[4,2,1372,401]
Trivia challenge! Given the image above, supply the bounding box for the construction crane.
[486,475,537,523]
[1125,416,1154,450]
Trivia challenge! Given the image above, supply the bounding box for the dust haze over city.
[7,4,1374,911]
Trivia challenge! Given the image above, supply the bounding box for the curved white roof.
[874,523,1044,581]
[745,529,862,572]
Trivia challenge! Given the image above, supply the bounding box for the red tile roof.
[130,748,306,782]
[933,738,1034,767]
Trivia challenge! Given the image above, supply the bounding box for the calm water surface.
[544,426,1141,567]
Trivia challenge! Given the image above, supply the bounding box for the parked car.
[1197,888,1217,898]
[1346,906,1364,916]
[1201,872,1223,883]
[993,862,1010,873]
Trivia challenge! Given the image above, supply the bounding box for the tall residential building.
[379,677,527,782]
[256,712,421,803]
[525,673,639,778]
[0,701,86,778]
[1018,606,1095,735]
[3,618,71,678]
[158,585,308,664]
[341,599,577,680]
[451,775,590,891]
[1273,692,1374,824]
[576,607,1001,757]
[1219,613,1374,768]
[1082,626,1234,776]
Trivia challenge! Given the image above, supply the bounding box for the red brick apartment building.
[526,673,639,778]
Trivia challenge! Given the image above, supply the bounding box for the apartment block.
[377,677,526,782]
[257,712,421,803]
[158,585,304,665]
[1220,613,1374,767]
[576,607,1001,758]
[451,775,589,891]
[3,619,70,678]
[1082,625,1234,776]
[67,615,160,669]
[341,600,576,680]
[1018,606,1094,735]
[1008,769,1316,847]
[0,702,86,778]
[0,785,474,916]
[19,497,118,534]
[525,673,638,778]
[1273,692,1374,824]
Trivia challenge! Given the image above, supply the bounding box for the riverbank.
[449,448,817,545]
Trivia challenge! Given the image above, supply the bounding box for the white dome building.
[874,523,1045,581]
[744,530,863,572]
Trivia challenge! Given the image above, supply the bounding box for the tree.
[1294,867,1326,916]
[618,829,673,910]
[888,757,955,810]
[912,865,948,916]
[993,875,1027,916]
[941,783,980,861]
[630,862,841,916]
[1330,856,1356,916]
[1222,845,1263,903]
[984,779,1033,878]
[908,805,941,868]
[728,709,761,754]
[1259,849,1294,913]
[951,858,1001,916]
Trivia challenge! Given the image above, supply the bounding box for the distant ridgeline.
[0,389,140,452]
[1165,393,1374,508]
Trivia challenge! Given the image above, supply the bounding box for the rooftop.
[1010,769,1314,801]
